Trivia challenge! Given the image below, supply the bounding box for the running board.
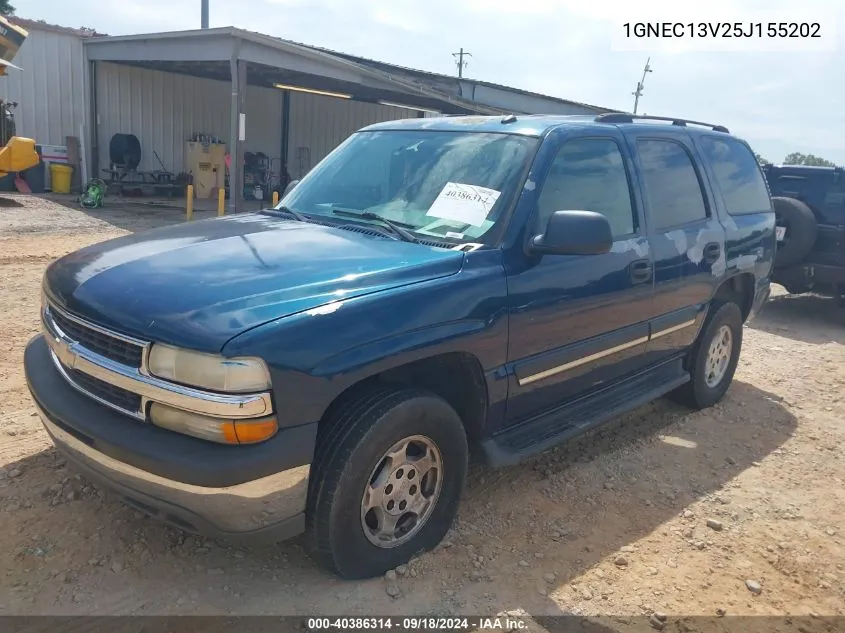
[482,358,689,467]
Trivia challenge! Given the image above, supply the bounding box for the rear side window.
[637,139,708,229]
[700,136,772,215]
[823,176,845,211]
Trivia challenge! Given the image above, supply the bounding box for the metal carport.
[84,28,507,213]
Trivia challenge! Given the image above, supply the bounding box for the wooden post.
[186,185,194,221]
[217,188,225,216]
[271,190,279,207]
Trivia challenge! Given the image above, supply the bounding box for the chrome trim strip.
[42,308,273,419]
[517,318,698,387]
[47,300,149,347]
[518,336,649,386]
[49,350,145,420]
[650,319,697,340]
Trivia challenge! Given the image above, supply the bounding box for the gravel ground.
[0,194,843,622]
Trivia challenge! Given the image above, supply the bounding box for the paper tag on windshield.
[426,183,501,227]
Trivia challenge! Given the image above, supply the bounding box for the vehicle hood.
[44,213,465,352]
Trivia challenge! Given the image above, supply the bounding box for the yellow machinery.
[185,140,226,199]
[0,136,38,178]
[0,16,39,177]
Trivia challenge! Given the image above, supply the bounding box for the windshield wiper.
[264,205,309,223]
[332,209,419,243]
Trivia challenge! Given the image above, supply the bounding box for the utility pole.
[452,48,472,78]
[632,57,652,114]
[201,0,209,29]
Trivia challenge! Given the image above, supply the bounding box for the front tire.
[305,386,468,579]
[669,302,743,410]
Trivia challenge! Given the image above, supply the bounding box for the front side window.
[699,136,772,215]
[536,138,636,237]
[280,130,537,243]
[637,139,709,229]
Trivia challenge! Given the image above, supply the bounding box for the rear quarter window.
[823,177,845,211]
[700,136,772,215]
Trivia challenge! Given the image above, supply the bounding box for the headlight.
[147,343,271,392]
[150,403,277,444]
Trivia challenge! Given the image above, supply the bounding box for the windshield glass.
[279,130,537,243]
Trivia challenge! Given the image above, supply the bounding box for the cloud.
[18,0,845,164]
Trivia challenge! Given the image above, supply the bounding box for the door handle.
[629,258,653,285]
[703,242,721,264]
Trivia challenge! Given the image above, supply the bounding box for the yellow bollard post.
[271,190,280,207]
[186,185,194,221]
[217,188,225,216]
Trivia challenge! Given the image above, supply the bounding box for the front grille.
[50,308,144,368]
[64,365,143,414]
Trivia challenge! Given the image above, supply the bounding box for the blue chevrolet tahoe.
[25,113,775,579]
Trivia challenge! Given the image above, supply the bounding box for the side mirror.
[282,179,300,198]
[530,210,613,256]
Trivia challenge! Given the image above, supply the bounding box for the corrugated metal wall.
[287,92,416,179]
[96,62,283,174]
[0,26,87,146]
[96,64,416,180]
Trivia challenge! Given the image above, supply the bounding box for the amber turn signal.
[150,402,278,444]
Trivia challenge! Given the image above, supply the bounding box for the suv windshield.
[279,130,538,243]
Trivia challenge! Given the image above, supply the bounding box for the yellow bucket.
[49,163,73,194]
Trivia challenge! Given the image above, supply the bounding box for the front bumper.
[25,335,317,543]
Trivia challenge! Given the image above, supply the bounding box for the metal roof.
[83,27,508,115]
[24,15,618,115]
[288,42,618,115]
[80,25,618,116]
[9,17,105,38]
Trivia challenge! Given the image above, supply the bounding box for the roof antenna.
[201,0,209,29]
[501,114,517,124]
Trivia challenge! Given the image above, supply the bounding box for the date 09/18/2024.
[306,617,528,631]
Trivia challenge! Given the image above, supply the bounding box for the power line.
[452,48,472,78]
[632,57,653,114]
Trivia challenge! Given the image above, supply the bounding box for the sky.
[19,0,845,166]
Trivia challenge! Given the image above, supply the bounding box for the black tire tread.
[773,196,817,268]
[305,385,445,576]
[669,300,742,410]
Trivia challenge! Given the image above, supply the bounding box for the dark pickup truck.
[763,164,845,303]
[25,113,774,579]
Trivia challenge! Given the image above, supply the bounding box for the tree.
[755,153,771,166]
[0,0,15,16]
[783,152,838,168]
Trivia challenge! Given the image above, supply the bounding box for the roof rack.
[595,113,729,134]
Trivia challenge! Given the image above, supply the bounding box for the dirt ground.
[1,194,843,622]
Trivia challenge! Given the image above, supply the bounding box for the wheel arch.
[316,351,490,448]
[713,272,755,322]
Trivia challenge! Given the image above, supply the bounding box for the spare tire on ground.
[773,196,817,268]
